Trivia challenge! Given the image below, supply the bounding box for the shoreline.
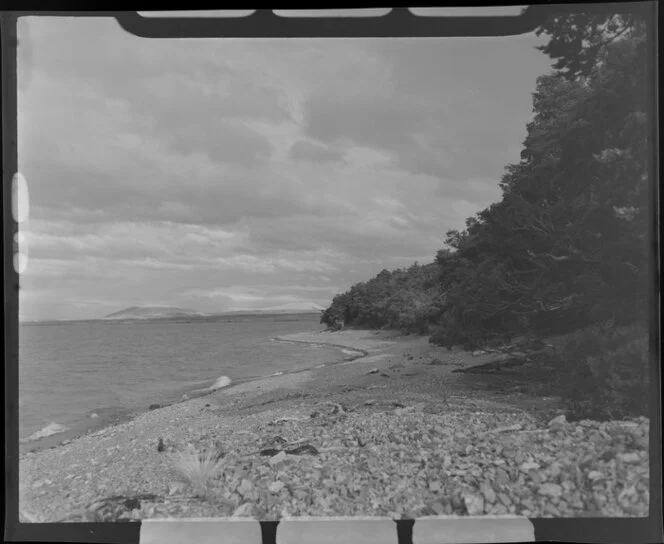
[19,329,649,521]
[19,329,377,456]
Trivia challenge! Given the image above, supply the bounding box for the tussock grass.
[171,447,224,497]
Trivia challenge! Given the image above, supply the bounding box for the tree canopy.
[323,7,650,354]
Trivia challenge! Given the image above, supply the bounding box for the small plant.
[171,446,224,498]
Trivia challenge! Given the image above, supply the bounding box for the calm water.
[18,314,344,446]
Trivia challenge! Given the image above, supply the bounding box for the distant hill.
[102,303,324,321]
[103,306,208,320]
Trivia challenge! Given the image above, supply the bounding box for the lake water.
[18,314,346,447]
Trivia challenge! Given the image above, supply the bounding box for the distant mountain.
[103,306,208,320]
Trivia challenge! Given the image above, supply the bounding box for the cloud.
[290,140,345,163]
[16,17,555,320]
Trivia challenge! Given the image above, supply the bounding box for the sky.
[16,14,553,322]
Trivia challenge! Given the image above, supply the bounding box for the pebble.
[548,414,568,432]
[538,483,563,498]
[463,492,485,515]
[268,450,288,467]
[268,481,285,493]
[480,481,496,503]
[617,452,641,464]
[587,471,604,481]
[232,502,254,518]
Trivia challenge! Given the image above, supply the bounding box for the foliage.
[321,7,651,419]
[171,447,224,498]
[427,11,649,350]
[552,324,650,420]
[320,263,445,334]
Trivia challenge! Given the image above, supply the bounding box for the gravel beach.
[19,330,650,522]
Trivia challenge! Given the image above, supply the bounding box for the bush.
[556,324,650,420]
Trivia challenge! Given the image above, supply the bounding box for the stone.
[363,399,377,406]
[268,481,285,494]
[617,452,641,464]
[587,471,604,481]
[149,404,161,410]
[497,492,512,507]
[268,450,288,467]
[519,461,541,473]
[237,479,253,497]
[428,481,442,492]
[538,483,563,498]
[431,502,446,515]
[548,414,568,431]
[367,368,379,375]
[543,503,562,517]
[232,502,254,518]
[463,492,485,515]
[495,468,510,486]
[480,481,496,504]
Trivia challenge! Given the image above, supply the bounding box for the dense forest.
[321,7,653,420]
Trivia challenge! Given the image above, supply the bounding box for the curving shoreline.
[19,329,649,521]
[19,330,384,456]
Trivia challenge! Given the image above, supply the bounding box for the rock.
[268,481,285,494]
[497,492,512,507]
[543,503,562,517]
[495,468,510,486]
[463,492,485,515]
[310,411,321,418]
[367,368,379,375]
[428,481,442,492]
[260,448,281,457]
[480,481,496,504]
[149,404,161,410]
[232,502,254,518]
[472,350,487,356]
[548,414,568,431]
[431,502,446,515]
[617,452,641,464]
[364,399,377,406]
[538,483,563,498]
[268,450,288,467]
[157,438,165,452]
[380,373,390,378]
[519,461,541,473]
[237,479,253,497]
[587,471,604,481]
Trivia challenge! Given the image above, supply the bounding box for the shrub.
[556,323,650,420]
[171,446,225,497]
